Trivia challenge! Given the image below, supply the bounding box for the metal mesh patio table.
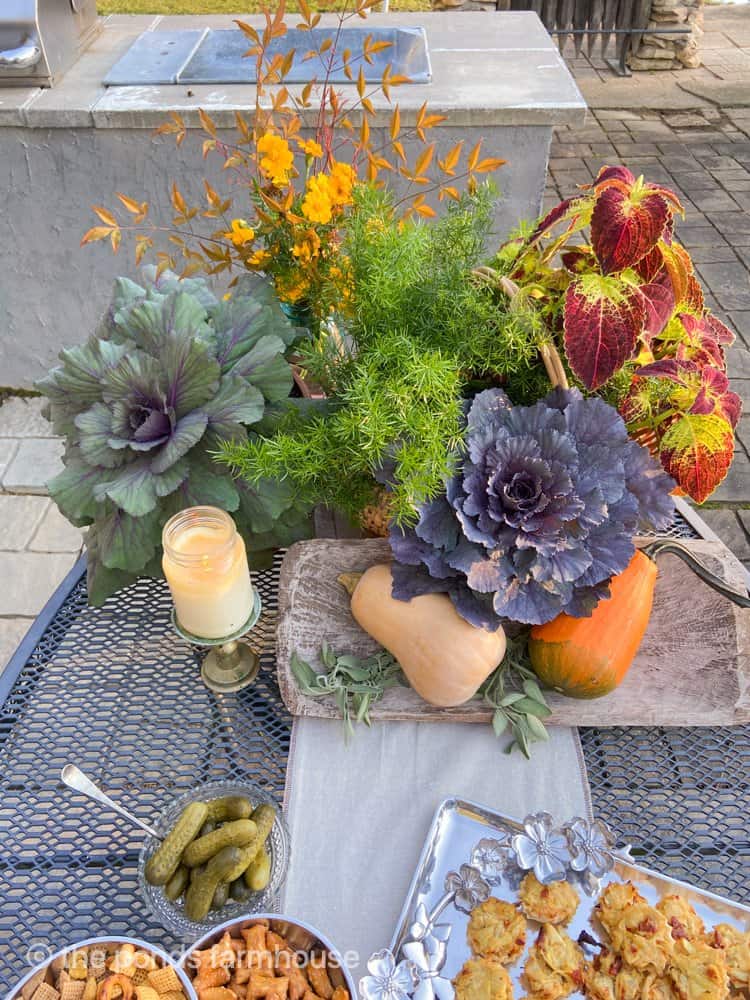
[1,540,748,995]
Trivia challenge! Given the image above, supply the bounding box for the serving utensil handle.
[60,764,161,840]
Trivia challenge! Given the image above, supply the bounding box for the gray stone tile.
[674,224,727,249]
[697,509,750,561]
[697,263,750,312]
[691,190,742,213]
[0,619,31,676]
[706,455,750,503]
[0,496,49,551]
[1,551,78,616]
[703,213,750,244]
[28,503,84,554]
[0,440,17,482]
[727,312,750,346]
[0,397,53,438]
[689,246,739,264]
[2,439,64,495]
[726,346,750,379]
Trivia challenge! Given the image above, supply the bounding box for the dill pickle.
[185,846,242,923]
[182,818,258,867]
[241,804,277,888]
[211,881,230,911]
[245,846,272,892]
[198,820,216,838]
[229,877,252,902]
[205,795,253,823]
[145,801,208,886]
[164,864,189,901]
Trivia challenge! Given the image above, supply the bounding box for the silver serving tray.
[389,798,750,1000]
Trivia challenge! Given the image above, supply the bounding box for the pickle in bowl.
[138,780,290,937]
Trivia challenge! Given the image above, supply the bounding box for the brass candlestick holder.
[172,586,263,693]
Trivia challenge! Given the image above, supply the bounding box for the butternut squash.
[343,563,506,708]
[528,549,657,699]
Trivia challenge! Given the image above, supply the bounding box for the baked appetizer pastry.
[609,903,674,974]
[668,938,729,1000]
[656,896,705,942]
[521,924,584,1000]
[454,959,514,1000]
[468,899,527,965]
[519,874,580,927]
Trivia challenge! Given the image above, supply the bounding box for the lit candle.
[162,506,255,640]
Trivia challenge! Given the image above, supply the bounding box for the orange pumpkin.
[528,550,657,699]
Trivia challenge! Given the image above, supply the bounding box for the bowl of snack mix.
[9,937,195,1000]
[182,914,357,1000]
[139,781,290,939]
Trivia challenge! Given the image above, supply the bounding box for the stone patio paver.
[0,396,82,675]
[2,438,65,493]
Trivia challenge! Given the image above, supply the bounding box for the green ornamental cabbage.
[38,268,312,605]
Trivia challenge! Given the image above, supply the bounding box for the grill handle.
[0,36,42,70]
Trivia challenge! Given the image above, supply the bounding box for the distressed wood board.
[276,537,750,726]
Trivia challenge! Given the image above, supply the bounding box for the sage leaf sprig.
[291,643,406,738]
[479,631,552,759]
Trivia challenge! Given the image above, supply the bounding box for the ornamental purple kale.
[389,388,675,627]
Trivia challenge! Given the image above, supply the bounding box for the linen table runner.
[282,719,592,978]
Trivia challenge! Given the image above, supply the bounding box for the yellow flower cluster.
[301,161,357,225]
[292,229,322,265]
[257,133,295,188]
[225,219,255,247]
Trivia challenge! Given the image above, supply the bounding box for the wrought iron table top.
[0,540,748,994]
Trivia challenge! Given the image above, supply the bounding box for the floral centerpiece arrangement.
[43,0,744,752]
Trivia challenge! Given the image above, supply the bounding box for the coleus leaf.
[526,197,585,246]
[592,165,684,216]
[673,313,729,371]
[659,412,734,504]
[636,357,741,430]
[637,272,675,340]
[564,274,645,389]
[659,241,693,305]
[591,183,670,275]
[633,245,664,284]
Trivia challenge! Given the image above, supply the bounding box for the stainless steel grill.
[0,0,99,87]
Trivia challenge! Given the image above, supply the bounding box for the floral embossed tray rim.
[384,796,750,1000]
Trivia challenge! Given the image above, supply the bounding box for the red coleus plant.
[498,165,740,503]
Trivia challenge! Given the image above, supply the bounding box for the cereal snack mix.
[468,899,527,964]
[13,943,188,1000]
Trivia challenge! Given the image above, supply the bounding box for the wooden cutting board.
[276,537,750,726]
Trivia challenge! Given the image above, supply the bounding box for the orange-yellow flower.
[224,219,255,247]
[292,229,322,265]
[298,138,323,159]
[301,174,333,225]
[246,248,272,269]
[276,273,310,303]
[328,161,356,206]
[257,133,294,187]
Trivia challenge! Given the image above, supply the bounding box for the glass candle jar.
[162,507,255,640]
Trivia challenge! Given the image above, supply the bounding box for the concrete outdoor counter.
[0,12,587,386]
